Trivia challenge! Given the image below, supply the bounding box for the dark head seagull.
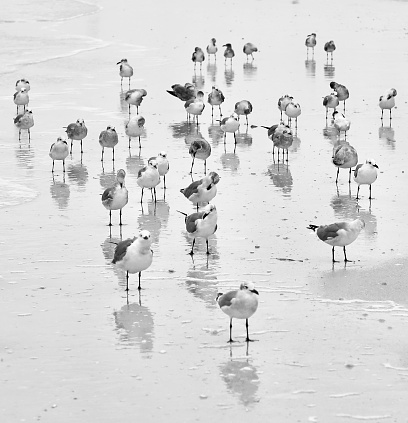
[117,58,134,89]
[101,169,128,226]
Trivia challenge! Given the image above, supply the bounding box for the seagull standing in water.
[330,81,349,112]
[323,93,339,119]
[216,282,259,343]
[243,42,258,61]
[192,47,205,70]
[125,115,145,149]
[305,33,317,56]
[180,171,220,209]
[324,41,336,60]
[137,159,160,203]
[117,58,133,88]
[354,159,379,200]
[65,118,88,154]
[332,111,351,138]
[15,79,30,92]
[14,109,34,141]
[278,95,293,120]
[185,91,205,124]
[101,169,128,226]
[178,203,218,255]
[167,83,196,101]
[234,100,253,125]
[125,88,147,115]
[208,86,225,118]
[284,102,301,128]
[223,43,235,64]
[379,88,397,121]
[112,230,153,291]
[153,151,170,189]
[13,87,29,113]
[220,113,240,143]
[189,139,211,174]
[332,142,358,184]
[307,218,365,263]
[206,38,218,60]
[99,126,119,161]
[49,137,69,173]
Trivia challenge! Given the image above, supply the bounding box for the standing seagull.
[65,118,88,154]
[354,159,379,200]
[117,58,133,89]
[332,142,358,183]
[208,86,225,118]
[284,102,301,128]
[125,88,147,115]
[332,111,351,138]
[14,109,34,141]
[185,91,205,124]
[206,38,218,60]
[223,43,235,64]
[324,41,336,60]
[323,93,339,119]
[125,115,145,149]
[180,171,220,209]
[379,88,397,121]
[216,282,259,343]
[167,83,196,101]
[189,139,211,174]
[13,87,29,113]
[15,79,30,92]
[234,100,253,125]
[101,169,128,226]
[278,95,293,120]
[178,203,218,255]
[305,33,317,56]
[307,219,365,263]
[192,47,205,70]
[99,126,119,161]
[112,230,153,291]
[243,42,258,61]
[154,151,170,189]
[330,81,349,112]
[272,126,293,162]
[49,137,69,173]
[137,159,160,203]
[220,113,240,143]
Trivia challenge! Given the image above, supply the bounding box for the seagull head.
[138,230,151,241]
[366,159,379,169]
[240,282,259,295]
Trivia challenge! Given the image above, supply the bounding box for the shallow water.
[1,0,408,421]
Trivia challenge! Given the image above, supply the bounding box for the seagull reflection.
[378,125,396,149]
[235,129,253,147]
[99,167,116,190]
[324,62,335,80]
[206,62,217,83]
[119,90,129,114]
[220,349,260,406]
[267,162,293,196]
[113,302,154,355]
[323,122,338,142]
[101,235,127,287]
[208,123,224,145]
[305,58,316,78]
[224,67,235,86]
[126,151,145,177]
[15,143,34,170]
[220,151,239,172]
[66,162,88,190]
[50,177,70,209]
[138,200,170,243]
[169,121,194,139]
[192,72,205,90]
[243,62,257,80]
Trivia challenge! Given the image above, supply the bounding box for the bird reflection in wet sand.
[243,61,257,80]
[50,178,70,210]
[324,62,335,80]
[126,152,145,178]
[15,143,34,170]
[378,125,396,149]
[67,162,88,190]
[206,62,217,83]
[305,58,316,78]
[234,129,253,147]
[113,302,154,356]
[169,120,196,139]
[220,349,260,406]
[101,235,126,285]
[224,67,235,86]
[138,200,170,243]
[220,151,239,172]
[208,123,224,145]
[267,162,293,196]
[192,72,205,90]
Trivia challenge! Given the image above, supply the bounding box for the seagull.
[284,102,301,127]
[332,111,351,137]
[206,38,218,60]
[192,47,205,70]
[243,42,258,61]
[234,100,253,125]
[330,81,349,112]
[220,113,240,143]
[324,40,336,60]
[13,87,29,113]
[189,139,211,174]
[125,115,145,149]
[223,43,235,64]
[99,126,119,161]
[153,151,170,189]
[178,203,218,255]
[14,109,34,141]
[305,33,317,55]
[184,91,205,124]
[216,282,259,343]
[323,93,339,119]
[112,230,153,291]
[49,137,69,173]
[15,78,30,92]
[379,88,397,121]
[101,169,128,226]
[137,159,160,203]
[278,95,293,120]
[65,118,88,154]
[307,218,365,263]
[167,83,196,101]
[272,126,293,162]
[207,86,225,118]
[180,171,220,209]
[125,88,147,114]
[117,58,133,88]
[332,142,358,183]
[354,159,378,200]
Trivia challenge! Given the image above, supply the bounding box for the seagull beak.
[374,164,379,169]
[116,61,121,65]
[251,289,259,295]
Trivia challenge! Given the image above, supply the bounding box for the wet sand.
[1,0,408,421]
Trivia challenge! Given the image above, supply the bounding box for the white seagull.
[379,88,397,121]
[14,109,34,141]
[354,159,379,200]
[284,102,301,127]
[332,111,351,137]
[125,88,147,114]
[216,282,259,343]
[332,142,358,183]
[185,91,205,124]
[65,118,88,154]
[305,33,317,55]
[125,115,145,149]
[307,218,365,263]
[324,40,336,60]
[323,93,340,119]
[112,230,153,291]
[207,86,225,118]
[117,58,134,88]
[15,78,30,92]
[153,151,170,189]
[330,81,349,112]
[223,43,235,64]
[220,113,240,143]
[234,100,253,125]
[206,38,218,60]
[243,42,258,61]
[49,137,69,173]
[278,95,293,120]
[99,126,119,161]
[189,139,211,174]
[137,159,160,203]
[13,87,29,113]
[101,169,128,226]
[180,171,220,210]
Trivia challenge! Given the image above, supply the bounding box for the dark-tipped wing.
[181,179,202,198]
[316,223,342,241]
[353,164,363,178]
[112,238,135,264]
[218,290,237,308]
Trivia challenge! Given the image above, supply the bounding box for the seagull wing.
[112,237,135,264]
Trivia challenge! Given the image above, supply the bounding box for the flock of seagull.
[11,34,395,343]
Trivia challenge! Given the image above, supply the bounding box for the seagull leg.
[112,147,115,161]
[140,188,144,204]
[62,160,65,173]
[227,318,235,343]
[335,168,340,184]
[332,246,339,263]
[70,140,73,155]
[80,140,83,154]
[219,105,222,117]
[206,239,210,255]
[138,272,142,290]
[189,239,196,256]
[101,147,104,162]
[369,184,372,200]
[109,210,112,226]
[190,157,195,174]
[138,136,142,149]
[356,185,360,200]
[343,246,352,262]
[52,160,55,173]
[153,187,157,203]
[126,271,129,291]
[163,175,166,189]
[119,209,123,226]
[348,168,352,183]
[245,319,256,342]
[381,109,384,120]
[204,160,207,175]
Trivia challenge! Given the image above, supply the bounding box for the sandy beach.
[1,0,408,421]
